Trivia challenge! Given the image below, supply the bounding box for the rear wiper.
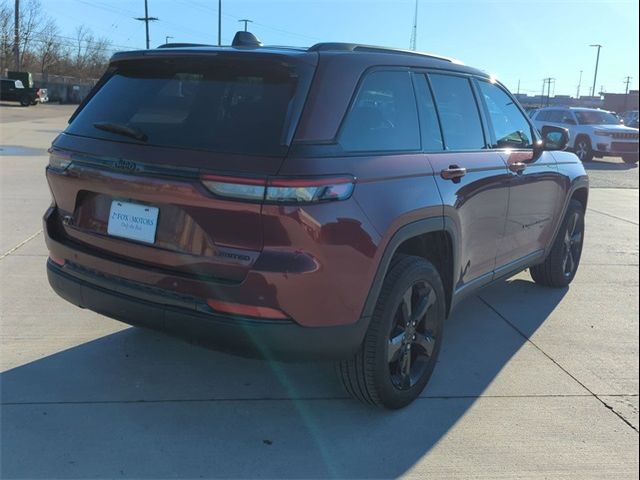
[93,122,148,142]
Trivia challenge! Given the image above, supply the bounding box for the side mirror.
[564,118,577,125]
[540,125,570,151]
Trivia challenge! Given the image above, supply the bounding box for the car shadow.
[0,277,567,478]
[583,158,638,171]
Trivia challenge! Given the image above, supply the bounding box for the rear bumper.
[46,260,368,361]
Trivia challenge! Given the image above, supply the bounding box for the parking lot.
[1,104,638,478]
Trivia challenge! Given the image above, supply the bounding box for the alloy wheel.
[575,141,589,161]
[562,212,583,277]
[388,281,439,390]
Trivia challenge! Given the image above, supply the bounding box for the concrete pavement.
[1,105,638,478]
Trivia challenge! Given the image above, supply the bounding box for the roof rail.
[307,42,457,63]
[157,43,214,49]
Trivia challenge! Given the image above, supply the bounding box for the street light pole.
[165,35,173,44]
[589,44,602,97]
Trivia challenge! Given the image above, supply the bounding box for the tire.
[530,199,585,288]
[19,95,31,107]
[337,254,445,409]
[574,136,593,162]
[622,154,639,165]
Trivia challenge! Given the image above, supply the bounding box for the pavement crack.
[0,230,43,260]
[587,208,639,226]
[478,295,640,434]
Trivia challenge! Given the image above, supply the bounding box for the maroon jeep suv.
[44,33,588,408]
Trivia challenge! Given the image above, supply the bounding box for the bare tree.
[35,18,61,76]
[71,25,110,79]
[0,3,110,82]
[18,0,41,69]
[0,0,12,73]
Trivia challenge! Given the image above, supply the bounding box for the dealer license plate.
[107,200,159,244]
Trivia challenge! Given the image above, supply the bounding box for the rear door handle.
[440,165,467,182]
[509,162,527,174]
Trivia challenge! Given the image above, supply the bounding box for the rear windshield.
[67,56,312,156]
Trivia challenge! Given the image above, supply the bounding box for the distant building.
[514,93,603,110]
[603,90,639,113]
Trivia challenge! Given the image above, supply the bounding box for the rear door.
[417,72,510,292]
[47,53,315,282]
[475,79,563,270]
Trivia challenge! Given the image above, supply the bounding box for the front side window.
[546,110,565,123]
[340,70,420,152]
[478,81,533,149]
[428,74,485,151]
[560,111,576,124]
[536,110,549,121]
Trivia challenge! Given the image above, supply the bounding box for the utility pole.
[218,0,222,46]
[623,76,632,111]
[542,77,554,106]
[410,0,418,51]
[135,0,158,49]
[238,19,252,32]
[576,70,583,98]
[13,0,19,70]
[589,44,602,97]
[516,79,520,95]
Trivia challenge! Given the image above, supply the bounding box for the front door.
[475,79,563,271]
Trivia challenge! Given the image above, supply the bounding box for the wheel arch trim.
[546,177,589,258]
[360,216,459,320]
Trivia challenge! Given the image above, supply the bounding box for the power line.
[176,0,322,42]
[77,0,214,43]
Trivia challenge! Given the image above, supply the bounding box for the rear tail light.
[48,148,72,171]
[207,299,288,320]
[201,175,266,201]
[266,176,354,203]
[49,254,66,266]
[201,175,355,204]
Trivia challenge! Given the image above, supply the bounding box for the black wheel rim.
[562,212,583,277]
[388,281,438,390]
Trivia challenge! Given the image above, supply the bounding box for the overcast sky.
[42,0,639,96]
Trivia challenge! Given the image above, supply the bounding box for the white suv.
[531,107,639,164]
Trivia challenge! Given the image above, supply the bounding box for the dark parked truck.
[44,32,589,409]
[1,77,39,106]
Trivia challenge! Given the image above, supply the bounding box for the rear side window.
[340,70,420,152]
[477,81,533,149]
[67,57,311,156]
[428,74,485,150]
